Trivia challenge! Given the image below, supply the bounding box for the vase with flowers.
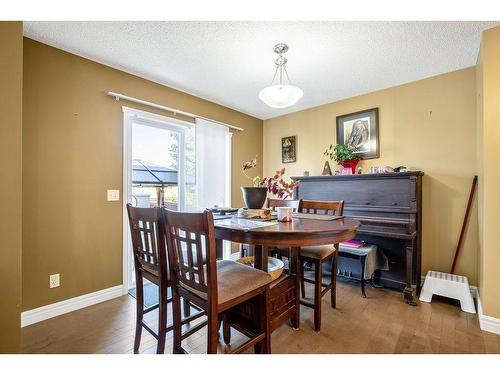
[241,156,299,209]
[324,144,361,174]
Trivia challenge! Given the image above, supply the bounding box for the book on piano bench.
[340,239,365,248]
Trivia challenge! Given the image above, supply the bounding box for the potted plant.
[241,156,299,208]
[324,144,361,174]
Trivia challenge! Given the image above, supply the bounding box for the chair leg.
[276,248,282,260]
[254,287,271,354]
[300,260,306,298]
[263,288,271,353]
[183,298,191,318]
[223,315,231,345]
[314,260,322,331]
[171,286,183,354]
[207,311,219,354]
[290,247,300,330]
[331,252,338,308]
[360,255,367,298]
[240,244,246,258]
[133,277,144,354]
[157,286,168,354]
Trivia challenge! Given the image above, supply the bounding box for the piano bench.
[338,244,380,298]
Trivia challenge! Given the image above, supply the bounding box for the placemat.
[292,213,344,221]
[215,218,278,230]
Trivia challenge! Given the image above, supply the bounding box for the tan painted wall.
[264,68,479,284]
[477,26,500,318]
[0,22,23,353]
[475,47,484,302]
[22,38,262,310]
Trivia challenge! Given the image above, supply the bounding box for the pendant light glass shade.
[258,84,304,109]
[259,43,303,109]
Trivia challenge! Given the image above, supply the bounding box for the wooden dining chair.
[267,198,301,211]
[298,199,344,331]
[126,204,203,354]
[240,198,300,258]
[164,209,273,354]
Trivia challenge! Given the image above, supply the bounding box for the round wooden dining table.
[214,216,360,331]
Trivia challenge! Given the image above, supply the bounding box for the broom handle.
[450,175,478,274]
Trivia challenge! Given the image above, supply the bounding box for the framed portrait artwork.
[336,107,379,159]
[281,135,297,163]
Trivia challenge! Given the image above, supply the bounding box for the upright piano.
[293,171,423,305]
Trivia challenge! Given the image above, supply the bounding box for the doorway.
[122,107,194,294]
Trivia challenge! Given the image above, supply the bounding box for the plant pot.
[340,160,359,174]
[241,187,268,209]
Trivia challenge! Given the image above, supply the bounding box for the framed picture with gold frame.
[281,135,296,163]
[336,108,379,160]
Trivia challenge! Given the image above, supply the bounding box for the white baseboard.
[21,285,124,327]
[469,285,478,299]
[476,290,500,335]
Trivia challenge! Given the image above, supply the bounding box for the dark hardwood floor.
[22,278,500,354]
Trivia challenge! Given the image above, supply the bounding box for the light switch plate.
[107,189,120,201]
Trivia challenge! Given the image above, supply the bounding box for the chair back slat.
[164,210,217,301]
[298,199,344,216]
[267,198,300,211]
[142,222,155,263]
[126,204,167,280]
[195,232,206,286]
[184,230,196,282]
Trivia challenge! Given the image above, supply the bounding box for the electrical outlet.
[107,189,120,201]
[49,273,60,288]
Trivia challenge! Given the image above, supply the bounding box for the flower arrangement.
[242,156,260,185]
[242,156,299,199]
[324,144,361,174]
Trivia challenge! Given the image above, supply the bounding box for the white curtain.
[195,118,231,210]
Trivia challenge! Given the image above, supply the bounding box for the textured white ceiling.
[24,21,498,120]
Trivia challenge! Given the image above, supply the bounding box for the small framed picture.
[281,136,296,163]
[336,107,379,160]
[339,167,353,175]
[322,161,332,175]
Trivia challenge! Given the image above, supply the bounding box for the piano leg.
[404,243,418,306]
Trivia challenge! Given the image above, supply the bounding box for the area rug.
[128,283,169,308]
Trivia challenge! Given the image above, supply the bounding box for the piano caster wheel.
[404,288,418,306]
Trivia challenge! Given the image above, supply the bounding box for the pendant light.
[258,43,303,109]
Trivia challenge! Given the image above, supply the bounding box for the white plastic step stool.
[419,270,476,313]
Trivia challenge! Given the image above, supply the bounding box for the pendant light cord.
[270,51,290,86]
[270,64,279,85]
[283,64,292,84]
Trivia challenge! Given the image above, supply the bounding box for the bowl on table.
[237,256,284,281]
